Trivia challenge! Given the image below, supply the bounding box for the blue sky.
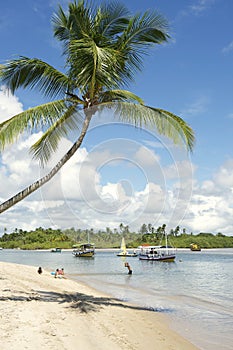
[0,0,233,235]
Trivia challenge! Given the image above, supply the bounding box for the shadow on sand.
[0,289,166,313]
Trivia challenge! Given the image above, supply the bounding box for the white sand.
[0,262,199,349]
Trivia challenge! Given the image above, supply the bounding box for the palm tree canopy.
[0,0,194,167]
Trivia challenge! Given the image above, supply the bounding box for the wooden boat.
[72,243,95,257]
[116,237,138,257]
[51,247,62,253]
[190,243,201,251]
[138,230,176,262]
[138,245,176,261]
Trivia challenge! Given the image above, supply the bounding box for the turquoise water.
[0,248,232,350]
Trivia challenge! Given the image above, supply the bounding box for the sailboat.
[138,230,176,262]
[116,237,138,257]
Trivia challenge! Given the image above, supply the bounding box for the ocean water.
[0,248,232,350]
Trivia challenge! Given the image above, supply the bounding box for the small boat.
[116,237,138,257]
[72,243,95,257]
[138,229,176,262]
[51,247,62,253]
[190,243,201,251]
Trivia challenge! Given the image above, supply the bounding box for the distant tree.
[119,223,124,234]
[174,226,180,237]
[148,223,152,233]
[162,224,166,232]
[216,232,225,237]
[106,227,111,235]
[139,224,148,234]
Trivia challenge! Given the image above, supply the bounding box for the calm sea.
[0,248,232,350]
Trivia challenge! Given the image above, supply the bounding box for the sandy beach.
[0,262,198,350]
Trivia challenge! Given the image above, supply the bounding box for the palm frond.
[99,89,144,104]
[30,102,83,166]
[116,10,169,79]
[68,38,125,91]
[51,2,169,90]
[0,100,66,151]
[52,5,71,43]
[148,107,195,152]
[53,1,92,43]
[121,10,169,48]
[0,57,70,98]
[100,101,195,152]
[98,2,129,37]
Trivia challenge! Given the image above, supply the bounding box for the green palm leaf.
[117,10,169,76]
[95,2,129,37]
[30,102,83,166]
[99,89,144,104]
[0,100,66,150]
[68,38,125,92]
[101,101,194,152]
[0,57,70,98]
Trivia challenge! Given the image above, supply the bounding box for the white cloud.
[164,160,194,180]
[0,133,42,199]
[1,145,233,235]
[189,0,215,15]
[0,91,233,236]
[143,140,164,149]
[176,0,215,20]
[180,160,233,235]
[0,86,23,121]
[213,159,233,188]
[134,146,160,166]
[222,41,233,54]
[184,193,233,233]
[181,96,209,117]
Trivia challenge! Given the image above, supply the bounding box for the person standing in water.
[125,262,132,274]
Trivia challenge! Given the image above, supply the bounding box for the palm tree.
[0,0,194,213]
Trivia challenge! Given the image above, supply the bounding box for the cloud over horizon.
[0,85,232,236]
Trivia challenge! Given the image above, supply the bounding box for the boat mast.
[162,224,168,254]
[165,230,168,254]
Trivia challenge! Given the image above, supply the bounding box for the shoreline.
[0,261,199,349]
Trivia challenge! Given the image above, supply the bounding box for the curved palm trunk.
[0,112,93,214]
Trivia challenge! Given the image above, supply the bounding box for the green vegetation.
[0,225,232,250]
